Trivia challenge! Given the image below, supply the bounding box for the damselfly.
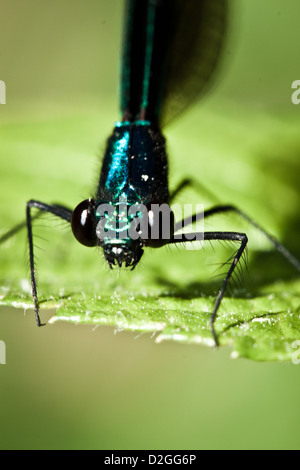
[1,0,300,346]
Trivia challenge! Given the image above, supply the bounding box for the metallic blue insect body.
[94,120,169,268]
[4,0,299,346]
[72,0,227,270]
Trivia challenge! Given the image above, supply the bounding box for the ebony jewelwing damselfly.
[1,0,300,346]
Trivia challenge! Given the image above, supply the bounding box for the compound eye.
[71,199,97,247]
[146,202,175,248]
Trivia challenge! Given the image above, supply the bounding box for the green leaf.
[1,103,300,361]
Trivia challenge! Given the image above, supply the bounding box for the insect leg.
[26,200,72,326]
[169,178,218,204]
[168,231,248,346]
[176,204,300,272]
[0,203,72,244]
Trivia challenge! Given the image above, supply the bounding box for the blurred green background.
[0,0,300,449]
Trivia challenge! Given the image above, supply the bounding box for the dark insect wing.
[160,0,228,127]
[120,0,228,127]
[2,0,299,348]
